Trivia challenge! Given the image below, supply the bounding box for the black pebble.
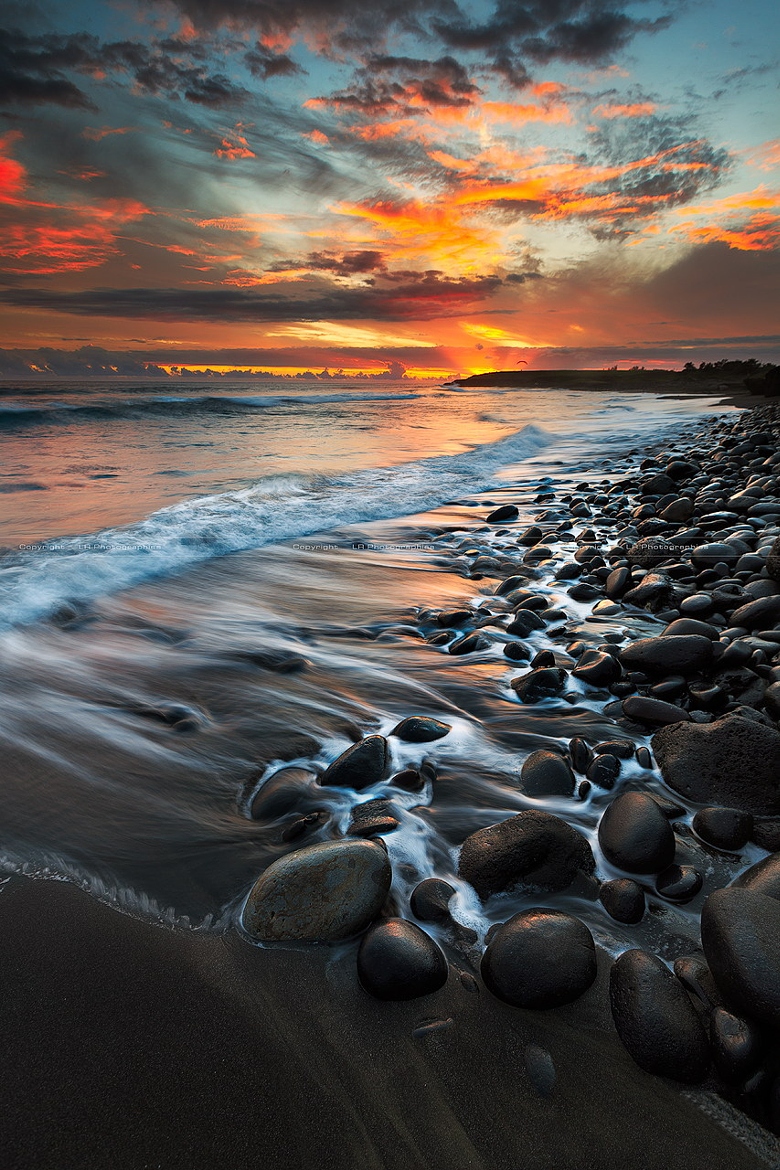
[586,753,621,789]
[357,919,448,1001]
[598,792,675,874]
[655,864,703,903]
[481,909,597,1009]
[410,878,456,924]
[693,806,753,851]
[599,878,645,924]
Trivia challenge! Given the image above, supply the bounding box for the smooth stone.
[598,793,675,874]
[481,909,597,1009]
[710,1008,766,1082]
[572,651,621,687]
[619,635,712,675]
[609,949,710,1083]
[605,566,630,598]
[621,696,690,726]
[357,919,448,1001]
[520,750,576,798]
[524,1045,556,1097]
[655,865,703,903]
[347,798,400,838]
[701,887,780,1027]
[486,504,519,523]
[320,735,388,791]
[734,851,780,900]
[692,807,754,851]
[662,618,720,640]
[691,543,740,569]
[730,595,780,628]
[660,497,694,522]
[249,766,314,820]
[410,878,456,924]
[458,810,595,900]
[242,839,392,942]
[569,736,593,773]
[518,525,543,546]
[504,642,530,661]
[448,632,489,655]
[652,715,780,814]
[750,817,780,852]
[674,955,722,1008]
[623,573,672,610]
[391,716,451,743]
[767,535,780,580]
[390,767,425,792]
[507,609,546,636]
[599,878,645,924]
[436,609,472,627]
[495,575,529,596]
[586,753,620,789]
[510,667,568,703]
[627,537,678,567]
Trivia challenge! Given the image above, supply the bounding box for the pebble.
[524,1045,556,1097]
[586,753,621,789]
[242,839,392,942]
[652,715,780,814]
[391,716,451,742]
[710,1008,766,1082]
[458,810,595,900]
[449,632,490,655]
[520,750,576,798]
[569,736,592,773]
[597,792,676,874]
[481,909,597,1009]
[486,504,519,522]
[662,617,720,639]
[701,887,780,1027]
[347,798,400,838]
[510,667,568,703]
[730,595,780,628]
[320,735,388,790]
[572,650,621,687]
[655,864,703,903]
[609,949,710,1082]
[390,767,425,792]
[249,766,314,820]
[357,919,448,1001]
[599,878,645,924]
[410,878,455,923]
[621,695,690,726]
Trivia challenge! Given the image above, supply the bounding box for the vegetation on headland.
[448,359,779,395]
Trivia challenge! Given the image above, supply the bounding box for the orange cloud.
[673,213,780,250]
[592,102,657,119]
[745,140,780,172]
[82,126,136,142]
[482,101,572,125]
[0,134,26,203]
[0,199,150,274]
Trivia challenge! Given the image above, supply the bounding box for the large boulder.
[481,910,597,1009]
[609,949,709,1082]
[729,595,780,629]
[242,839,391,942]
[734,851,780,900]
[458,810,595,900]
[652,716,780,814]
[701,887,780,1027]
[619,635,712,675]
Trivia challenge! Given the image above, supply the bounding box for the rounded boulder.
[357,919,448,1001]
[459,810,595,900]
[481,909,597,1009]
[242,839,391,943]
[598,792,675,875]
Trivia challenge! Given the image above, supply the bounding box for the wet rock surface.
[357,919,448,1001]
[242,839,392,942]
[481,909,597,1009]
[652,717,780,814]
[609,949,710,1082]
[319,735,388,790]
[598,792,675,874]
[702,887,780,1027]
[458,810,595,899]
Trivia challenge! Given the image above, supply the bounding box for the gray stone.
[701,887,780,1027]
[459,810,595,900]
[621,696,690,726]
[692,807,753,851]
[481,909,597,1009]
[609,949,709,1082]
[249,766,315,820]
[242,839,392,942]
[652,716,780,814]
[734,851,780,900]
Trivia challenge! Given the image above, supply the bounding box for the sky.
[0,0,778,378]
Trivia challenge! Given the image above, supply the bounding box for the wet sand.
[0,873,771,1170]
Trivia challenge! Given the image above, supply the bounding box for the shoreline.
[3,396,780,1166]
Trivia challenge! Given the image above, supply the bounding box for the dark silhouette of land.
[448,360,778,396]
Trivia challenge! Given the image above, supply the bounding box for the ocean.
[0,379,743,943]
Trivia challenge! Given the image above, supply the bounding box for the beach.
[1,380,780,1168]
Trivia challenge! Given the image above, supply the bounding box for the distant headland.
[447,360,779,396]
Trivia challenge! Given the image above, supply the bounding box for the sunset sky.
[0,0,778,378]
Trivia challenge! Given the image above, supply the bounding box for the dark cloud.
[269,250,388,274]
[589,113,731,210]
[315,54,479,115]
[245,45,303,79]
[0,26,249,111]
[0,270,503,322]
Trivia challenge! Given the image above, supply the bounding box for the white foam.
[0,424,553,629]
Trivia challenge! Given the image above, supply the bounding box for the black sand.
[0,874,770,1170]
